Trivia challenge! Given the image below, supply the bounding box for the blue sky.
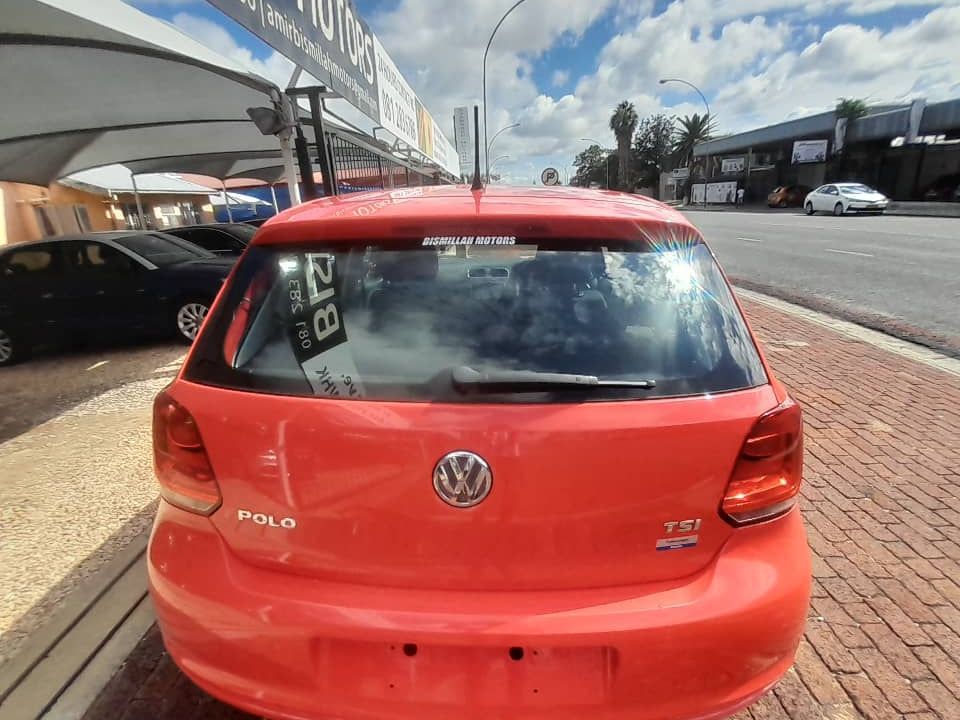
[132,0,959,184]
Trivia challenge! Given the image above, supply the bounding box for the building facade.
[691,98,960,204]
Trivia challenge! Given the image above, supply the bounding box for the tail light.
[721,397,803,526]
[153,390,221,515]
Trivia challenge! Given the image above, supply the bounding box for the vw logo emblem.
[433,451,492,508]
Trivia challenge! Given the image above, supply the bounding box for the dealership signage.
[670,166,690,179]
[206,0,459,176]
[721,157,744,174]
[791,139,828,164]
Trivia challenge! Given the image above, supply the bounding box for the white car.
[804,183,889,216]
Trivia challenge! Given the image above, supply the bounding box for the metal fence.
[326,132,441,194]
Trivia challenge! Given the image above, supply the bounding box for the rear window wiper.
[451,366,656,393]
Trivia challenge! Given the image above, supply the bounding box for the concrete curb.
[0,535,152,720]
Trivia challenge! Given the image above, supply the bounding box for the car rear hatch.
[172,229,779,591]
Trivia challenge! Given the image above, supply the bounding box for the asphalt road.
[684,209,960,355]
[0,339,185,444]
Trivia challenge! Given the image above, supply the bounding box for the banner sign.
[721,157,744,174]
[670,166,690,179]
[791,139,828,164]
[691,181,738,204]
[372,35,418,150]
[206,0,459,176]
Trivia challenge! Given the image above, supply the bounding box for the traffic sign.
[541,167,560,186]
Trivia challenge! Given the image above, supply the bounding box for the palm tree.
[609,101,638,191]
[672,113,716,168]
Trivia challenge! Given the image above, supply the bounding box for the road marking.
[825,248,874,258]
[85,360,109,371]
[737,237,763,243]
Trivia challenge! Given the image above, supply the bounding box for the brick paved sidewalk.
[84,297,960,720]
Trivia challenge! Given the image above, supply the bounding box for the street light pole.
[483,0,529,185]
[659,78,711,206]
[485,122,519,181]
[489,154,509,180]
[581,137,610,189]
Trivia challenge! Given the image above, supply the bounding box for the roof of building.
[694,98,960,157]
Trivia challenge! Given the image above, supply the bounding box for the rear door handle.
[40,292,54,299]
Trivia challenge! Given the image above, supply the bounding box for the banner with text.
[206,0,459,176]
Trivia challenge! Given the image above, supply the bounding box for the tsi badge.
[237,509,297,529]
[656,518,701,551]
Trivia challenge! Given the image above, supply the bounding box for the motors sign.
[372,34,417,149]
[207,0,380,120]
[206,1,460,176]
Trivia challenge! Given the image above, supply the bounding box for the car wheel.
[833,202,844,216]
[778,199,787,208]
[805,202,814,215]
[0,328,21,366]
[175,300,210,344]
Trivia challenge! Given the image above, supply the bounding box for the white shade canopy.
[0,0,281,186]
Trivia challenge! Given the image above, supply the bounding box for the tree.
[609,100,638,190]
[835,97,868,120]
[572,144,617,188]
[672,113,717,168]
[633,114,675,198]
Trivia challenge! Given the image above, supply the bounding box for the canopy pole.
[130,173,147,230]
[270,184,280,213]
[279,93,302,206]
[221,180,234,222]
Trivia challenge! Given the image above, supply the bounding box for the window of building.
[73,205,92,232]
[34,207,59,237]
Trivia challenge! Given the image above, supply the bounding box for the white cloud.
[169,12,293,86]
[149,1,960,185]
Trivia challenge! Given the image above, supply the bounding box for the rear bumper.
[148,503,810,720]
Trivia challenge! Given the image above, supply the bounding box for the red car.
[148,186,810,720]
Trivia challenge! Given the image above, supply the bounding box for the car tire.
[805,202,814,215]
[174,299,210,344]
[833,202,845,216]
[0,328,22,367]
[778,199,787,208]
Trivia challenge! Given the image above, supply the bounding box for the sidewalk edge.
[735,286,960,378]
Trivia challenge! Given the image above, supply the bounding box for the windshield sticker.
[422,236,516,247]
[284,253,365,399]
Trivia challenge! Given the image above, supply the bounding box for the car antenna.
[470,105,483,191]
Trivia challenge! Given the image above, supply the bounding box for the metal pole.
[221,180,234,222]
[295,126,318,200]
[309,90,337,197]
[270,184,280,213]
[659,78,710,206]
[278,94,302,206]
[130,173,146,230]
[483,0,529,185]
[485,123,519,182]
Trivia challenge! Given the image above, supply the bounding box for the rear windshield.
[186,236,766,402]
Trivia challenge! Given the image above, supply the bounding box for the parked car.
[804,183,889,215]
[767,185,811,207]
[163,222,257,256]
[0,231,233,365]
[148,186,810,720]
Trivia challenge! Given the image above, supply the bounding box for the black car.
[0,231,234,365]
[162,223,257,256]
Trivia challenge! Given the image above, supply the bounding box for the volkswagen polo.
[148,185,810,720]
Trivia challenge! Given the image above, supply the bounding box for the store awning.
[0,0,282,186]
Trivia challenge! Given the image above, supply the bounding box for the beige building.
[0,166,224,248]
